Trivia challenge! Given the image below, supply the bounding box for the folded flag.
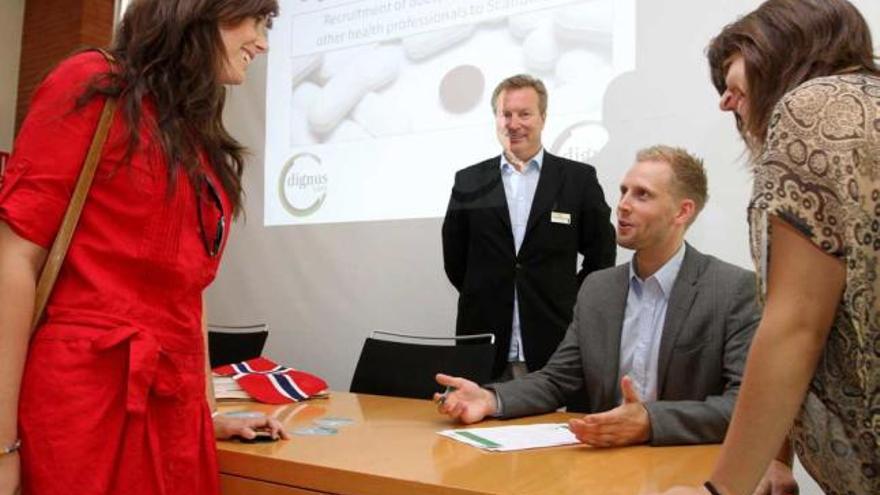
[213,357,328,404]
[213,356,286,375]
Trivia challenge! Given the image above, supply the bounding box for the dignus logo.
[279,153,328,217]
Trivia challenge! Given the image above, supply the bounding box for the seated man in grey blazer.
[435,145,759,447]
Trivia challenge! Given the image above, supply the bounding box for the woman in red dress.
[0,1,286,494]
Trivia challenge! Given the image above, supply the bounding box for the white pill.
[307,46,402,136]
[307,71,368,136]
[523,24,560,73]
[480,15,507,28]
[290,83,321,146]
[292,81,321,111]
[351,92,412,138]
[318,45,373,83]
[289,114,318,147]
[508,12,552,40]
[322,119,370,144]
[402,24,475,61]
[555,50,612,85]
[291,54,321,87]
[359,45,403,90]
[553,2,613,44]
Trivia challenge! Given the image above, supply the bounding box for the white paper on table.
[212,375,250,400]
[438,423,579,452]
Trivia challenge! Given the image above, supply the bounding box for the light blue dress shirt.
[618,243,686,402]
[499,149,544,363]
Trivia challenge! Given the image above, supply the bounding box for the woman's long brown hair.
[79,0,279,215]
[707,0,879,151]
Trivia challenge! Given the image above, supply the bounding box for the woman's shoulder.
[41,50,112,92]
[19,50,116,135]
[781,73,878,106]
[773,73,878,134]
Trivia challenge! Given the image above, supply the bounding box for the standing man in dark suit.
[436,145,763,449]
[442,74,616,380]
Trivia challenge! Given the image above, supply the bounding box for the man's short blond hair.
[491,74,548,117]
[636,145,709,221]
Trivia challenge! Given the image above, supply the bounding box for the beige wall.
[0,0,25,151]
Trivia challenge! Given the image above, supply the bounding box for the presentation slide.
[265,0,635,225]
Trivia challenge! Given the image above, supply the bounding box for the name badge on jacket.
[551,211,571,225]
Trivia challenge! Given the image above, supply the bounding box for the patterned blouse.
[748,73,880,495]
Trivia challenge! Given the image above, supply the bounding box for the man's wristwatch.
[0,439,21,457]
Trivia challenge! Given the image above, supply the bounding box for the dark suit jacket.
[442,151,616,377]
[489,245,759,445]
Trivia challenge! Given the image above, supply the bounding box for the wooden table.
[217,392,718,495]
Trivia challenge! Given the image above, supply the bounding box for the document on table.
[438,423,579,452]
[212,376,250,400]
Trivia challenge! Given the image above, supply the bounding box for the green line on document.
[453,431,502,449]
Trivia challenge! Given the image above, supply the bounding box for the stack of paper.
[438,423,579,452]
[213,375,251,400]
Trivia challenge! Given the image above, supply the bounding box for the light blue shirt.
[500,149,544,363]
[618,243,686,402]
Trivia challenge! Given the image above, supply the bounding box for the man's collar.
[500,148,544,173]
[629,243,687,296]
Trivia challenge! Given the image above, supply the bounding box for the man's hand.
[650,459,798,495]
[568,375,651,447]
[434,373,497,424]
[650,455,798,495]
[753,459,798,495]
[214,414,289,441]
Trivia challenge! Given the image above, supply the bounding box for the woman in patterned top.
[660,1,880,494]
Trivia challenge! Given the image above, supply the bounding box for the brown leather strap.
[31,51,118,330]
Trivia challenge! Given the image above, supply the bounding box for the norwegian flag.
[213,356,287,376]
[213,357,328,404]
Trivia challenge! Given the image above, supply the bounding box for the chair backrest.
[349,331,495,400]
[207,323,269,368]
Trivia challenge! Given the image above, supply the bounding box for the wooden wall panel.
[15,0,113,132]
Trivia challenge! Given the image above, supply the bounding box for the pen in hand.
[436,386,456,405]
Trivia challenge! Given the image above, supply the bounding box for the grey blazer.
[489,244,759,445]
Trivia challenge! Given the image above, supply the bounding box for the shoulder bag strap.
[31,49,118,330]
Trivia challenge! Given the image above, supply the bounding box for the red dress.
[0,52,228,495]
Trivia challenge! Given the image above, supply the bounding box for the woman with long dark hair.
[661,1,879,494]
[0,1,285,494]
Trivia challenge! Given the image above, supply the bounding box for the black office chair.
[207,323,269,368]
[349,330,496,400]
